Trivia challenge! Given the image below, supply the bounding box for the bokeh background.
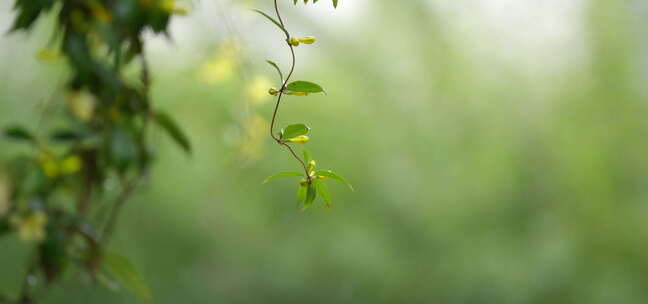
[3,0,648,303]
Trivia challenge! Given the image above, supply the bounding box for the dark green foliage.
[2,0,190,302]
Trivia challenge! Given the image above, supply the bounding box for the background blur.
[3,0,648,303]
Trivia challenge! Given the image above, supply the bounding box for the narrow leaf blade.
[266,60,284,83]
[297,183,308,204]
[103,252,151,301]
[313,179,332,207]
[155,111,191,154]
[263,171,303,184]
[302,147,312,164]
[302,183,317,210]
[315,170,354,191]
[252,9,289,38]
[4,126,35,142]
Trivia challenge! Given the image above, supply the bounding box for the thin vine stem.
[269,0,311,180]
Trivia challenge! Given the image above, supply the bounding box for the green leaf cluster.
[264,149,353,210]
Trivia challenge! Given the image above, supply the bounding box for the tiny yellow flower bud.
[66,90,96,122]
[287,91,309,96]
[60,156,82,175]
[298,36,316,44]
[307,160,316,172]
[10,211,48,243]
[268,87,279,96]
[289,37,300,47]
[39,153,59,178]
[287,135,310,144]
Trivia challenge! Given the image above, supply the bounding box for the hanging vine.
[255,0,353,209]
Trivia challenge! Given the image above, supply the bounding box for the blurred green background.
[3,0,648,303]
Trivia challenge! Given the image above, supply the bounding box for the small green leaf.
[103,252,152,301]
[110,126,138,168]
[263,171,304,184]
[252,9,289,38]
[302,147,312,164]
[50,129,84,142]
[315,170,354,191]
[333,0,338,8]
[297,183,308,204]
[281,124,310,140]
[313,179,332,207]
[4,126,35,142]
[286,81,325,94]
[266,60,284,83]
[303,183,317,210]
[155,111,191,154]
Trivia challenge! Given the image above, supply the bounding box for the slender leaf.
[286,81,325,94]
[103,252,151,301]
[263,171,303,184]
[302,147,312,164]
[4,126,35,142]
[313,179,332,207]
[155,111,191,154]
[281,123,310,139]
[333,0,338,8]
[297,183,308,204]
[315,170,354,191]
[303,183,317,210]
[252,9,289,38]
[266,60,284,83]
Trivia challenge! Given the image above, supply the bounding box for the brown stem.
[269,0,310,180]
[101,177,138,247]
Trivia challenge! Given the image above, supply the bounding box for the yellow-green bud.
[298,36,316,44]
[286,135,310,144]
[268,87,279,96]
[286,91,309,96]
[307,160,316,172]
[289,37,300,47]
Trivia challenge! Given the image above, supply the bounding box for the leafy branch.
[1,0,191,302]
[254,0,352,210]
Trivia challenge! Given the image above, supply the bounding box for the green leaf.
[333,0,338,8]
[263,171,304,184]
[297,183,308,204]
[4,126,35,142]
[266,60,284,83]
[252,9,289,38]
[286,81,325,94]
[303,183,317,210]
[110,126,139,168]
[302,147,312,164]
[313,179,332,207]
[315,170,354,191]
[40,227,67,283]
[155,111,191,154]
[281,124,310,140]
[50,129,85,142]
[103,252,152,301]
